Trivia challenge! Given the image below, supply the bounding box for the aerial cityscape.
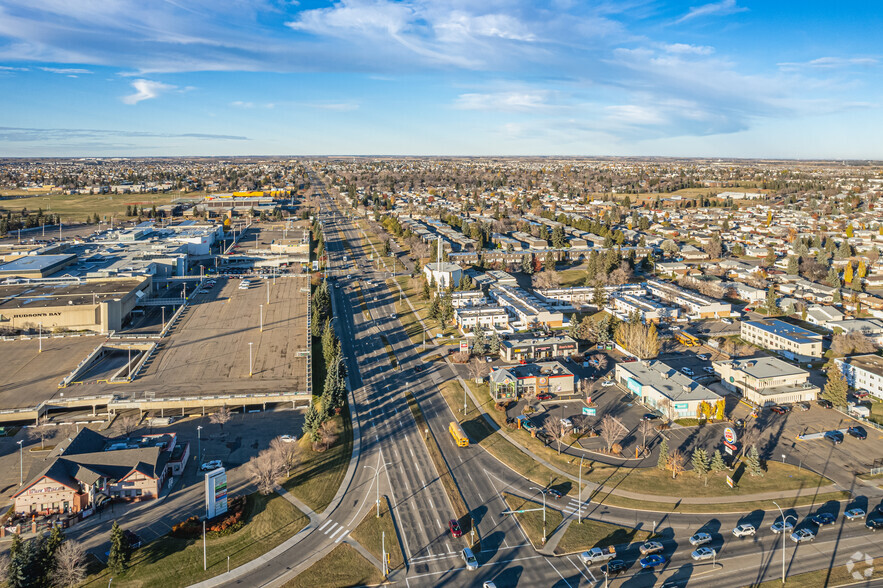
[0,2,882,588]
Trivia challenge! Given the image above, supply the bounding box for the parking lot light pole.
[197,426,203,463]
[249,342,253,377]
[260,304,263,333]
[578,455,584,524]
[773,501,794,585]
[17,439,23,485]
[530,487,547,544]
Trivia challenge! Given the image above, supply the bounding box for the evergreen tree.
[7,534,25,588]
[656,438,669,471]
[321,319,338,366]
[786,255,799,275]
[440,294,455,326]
[44,525,65,569]
[471,326,487,356]
[107,521,131,574]
[764,286,778,315]
[745,445,764,477]
[826,266,841,288]
[833,289,842,303]
[427,295,441,326]
[521,254,534,275]
[691,448,710,485]
[592,284,607,308]
[709,449,726,474]
[488,331,501,355]
[302,405,322,442]
[822,363,849,407]
[421,278,431,301]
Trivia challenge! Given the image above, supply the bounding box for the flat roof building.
[646,279,732,318]
[836,354,883,401]
[489,361,575,402]
[740,319,823,359]
[500,333,577,362]
[0,254,78,278]
[614,360,722,419]
[714,357,819,406]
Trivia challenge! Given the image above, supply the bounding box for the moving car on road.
[845,508,866,520]
[600,560,627,576]
[580,546,616,565]
[462,547,478,570]
[639,541,664,555]
[811,512,837,526]
[688,532,712,546]
[771,520,795,534]
[790,528,815,543]
[867,518,883,531]
[733,524,756,538]
[691,547,716,561]
[449,519,463,538]
[639,554,666,569]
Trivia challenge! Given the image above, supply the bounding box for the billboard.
[205,468,228,519]
[626,377,642,396]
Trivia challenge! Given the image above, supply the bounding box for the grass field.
[0,192,205,222]
[870,399,883,426]
[555,518,655,555]
[82,492,308,588]
[746,556,882,587]
[502,492,563,549]
[281,543,383,588]
[283,409,353,513]
[350,495,405,572]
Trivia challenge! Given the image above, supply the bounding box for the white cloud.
[661,43,714,55]
[122,79,176,104]
[778,56,878,71]
[454,91,555,112]
[231,101,255,108]
[675,0,747,24]
[39,66,92,74]
[301,102,359,111]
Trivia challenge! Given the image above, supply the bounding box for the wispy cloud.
[39,66,92,75]
[778,56,878,71]
[661,43,714,55]
[454,91,557,112]
[0,126,248,141]
[122,79,176,104]
[675,0,747,24]
[300,102,359,111]
[0,65,29,71]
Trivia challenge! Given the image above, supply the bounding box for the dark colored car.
[867,518,883,532]
[642,413,660,421]
[601,560,627,576]
[449,519,462,538]
[818,399,833,409]
[536,393,553,401]
[414,365,423,373]
[847,426,867,440]
[639,554,666,569]
[824,430,844,445]
[544,489,563,499]
[811,512,837,526]
[770,406,787,415]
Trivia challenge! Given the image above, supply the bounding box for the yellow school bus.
[449,421,469,447]
[675,332,700,347]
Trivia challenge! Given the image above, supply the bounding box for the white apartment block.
[646,279,732,318]
[740,319,823,358]
[455,306,510,331]
[836,354,883,400]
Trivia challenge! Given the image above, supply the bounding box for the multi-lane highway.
[212,172,883,588]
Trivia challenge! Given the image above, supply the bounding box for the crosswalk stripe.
[334,529,350,543]
[319,520,332,531]
[324,522,339,535]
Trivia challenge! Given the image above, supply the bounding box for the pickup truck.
[579,546,617,564]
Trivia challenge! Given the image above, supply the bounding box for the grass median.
[555,518,655,555]
[282,543,383,588]
[502,492,563,549]
[350,495,405,572]
[82,492,308,588]
[379,334,399,369]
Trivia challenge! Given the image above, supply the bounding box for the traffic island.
[554,517,656,556]
[502,492,563,550]
[350,495,405,574]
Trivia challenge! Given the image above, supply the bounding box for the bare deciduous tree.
[28,420,57,450]
[599,414,627,453]
[270,436,300,478]
[639,419,655,454]
[53,540,86,588]
[247,448,284,495]
[666,449,686,479]
[543,418,570,455]
[0,554,8,587]
[118,415,140,437]
[317,420,337,451]
[451,350,470,364]
[467,358,489,382]
[531,270,560,291]
[210,405,232,434]
[592,354,608,371]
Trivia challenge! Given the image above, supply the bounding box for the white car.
[462,547,478,570]
[601,380,616,387]
[279,435,296,443]
[691,547,716,561]
[200,460,222,471]
[721,318,733,324]
[559,418,573,429]
[845,508,866,521]
[771,520,795,534]
[681,367,694,376]
[733,524,756,538]
[689,532,712,546]
[790,528,815,543]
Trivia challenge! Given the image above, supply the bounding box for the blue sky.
[0,1,880,158]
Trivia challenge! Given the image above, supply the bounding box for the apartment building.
[714,357,819,406]
[500,334,578,362]
[489,285,564,328]
[645,279,732,318]
[740,319,824,358]
[451,290,487,308]
[836,354,883,400]
[609,293,679,323]
[455,306,510,332]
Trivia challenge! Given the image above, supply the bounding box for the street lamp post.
[363,459,391,518]
[38,322,42,353]
[17,439,24,485]
[197,426,203,463]
[260,304,263,333]
[249,342,253,377]
[578,455,584,524]
[530,487,547,544]
[772,501,796,585]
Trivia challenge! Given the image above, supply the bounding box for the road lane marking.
[546,558,574,587]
